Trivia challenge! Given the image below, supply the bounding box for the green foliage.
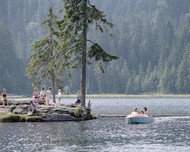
[74,106,85,117]
[58,0,118,106]
[86,113,97,120]
[91,113,97,119]
[26,7,61,85]
[2,0,190,95]
[88,43,118,73]
[26,7,66,102]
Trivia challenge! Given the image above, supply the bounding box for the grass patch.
[0,114,43,122]
[91,113,98,119]
[86,113,98,120]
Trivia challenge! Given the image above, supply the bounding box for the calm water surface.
[0,98,190,152]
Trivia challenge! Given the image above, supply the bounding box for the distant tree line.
[0,0,190,94]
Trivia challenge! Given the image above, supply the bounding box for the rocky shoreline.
[0,99,96,122]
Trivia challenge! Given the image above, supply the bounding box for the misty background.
[0,0,190,95]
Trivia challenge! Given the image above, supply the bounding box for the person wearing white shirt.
[131,107,138,115]
[58,89,62,104]
[40,88,46,104]
[46,87,51,105]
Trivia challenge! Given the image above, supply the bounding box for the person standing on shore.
[40,88,46,104]
[75,90,81,106]
[33,87,39,97]
[58,89,62,104]
[2,88,8,106]
[46,87,51,105]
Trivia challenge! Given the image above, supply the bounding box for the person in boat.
[58,89,62,104]
[33,87,40,103]
[140,110,144,114]
[46,87,51,105]
[131,107,138,115]
[2,88,8,106]
[28,100,37,115]
[75,90,81,106]
[40,88,46,104]
[143,107,148,115]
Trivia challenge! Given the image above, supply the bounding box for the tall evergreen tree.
[27,7,62,103]
[59,0,118,106]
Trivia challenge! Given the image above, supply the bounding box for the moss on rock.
[0,114,43,122]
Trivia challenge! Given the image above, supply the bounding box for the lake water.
[0,98,190,152]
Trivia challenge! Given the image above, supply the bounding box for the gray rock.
[37,106,52,113]
[13,108,27,114]
[51,107,66,114]
[8,99,31,105]
[12,105,29,114]
[43,114,83,121]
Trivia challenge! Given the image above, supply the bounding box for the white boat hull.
[126,114,154,124]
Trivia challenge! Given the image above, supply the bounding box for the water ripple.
[0,98,190,152]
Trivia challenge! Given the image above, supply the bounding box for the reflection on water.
[0,117,190,152]
[0,98,190,152]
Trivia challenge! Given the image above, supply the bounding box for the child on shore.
[28,100,36,115]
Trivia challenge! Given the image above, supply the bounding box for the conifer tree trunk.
[52,77,56,103]
[81,0,87,107]
[49,10,56,103]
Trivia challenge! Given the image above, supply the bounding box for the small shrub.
[74,106,85,117]
[91,113,98,119]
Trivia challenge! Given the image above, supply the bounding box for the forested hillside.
[0,0,190,94]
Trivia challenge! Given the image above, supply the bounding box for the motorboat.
[126,114,154,124]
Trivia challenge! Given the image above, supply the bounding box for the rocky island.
[0,99,96,122]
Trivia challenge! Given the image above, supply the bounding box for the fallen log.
[100,114,190,118]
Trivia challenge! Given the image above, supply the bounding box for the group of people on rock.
[33,87,60,105]
[32,87,82,106]
[28,87,62,115]
[28,88,81,115]
[1,86,82,109]
[131,107,148,115]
